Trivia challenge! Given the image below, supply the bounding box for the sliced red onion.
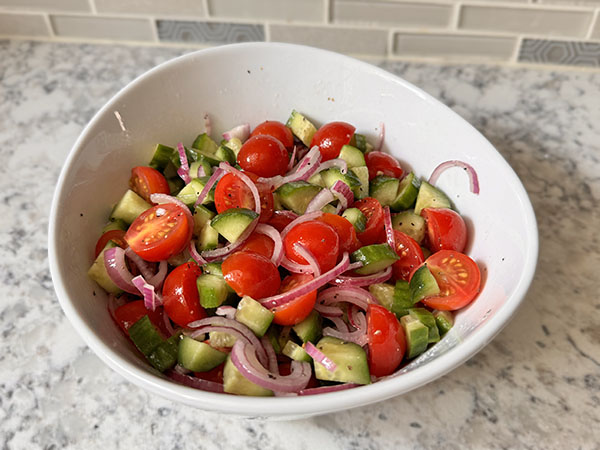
[167,369,224,393]
[254,223,282,265]
[261,335,279,374]
[374,122,385,152]
[304,341,337,372]
[150,193,194,226]
[222,123,250,142]
[215,305,236,319]
[298,383,359,395]
[176,142,191,184]
[280,210,323,240]
[349,306,367,331]
[330,180,353,213]
[428,160,480,194]
[196,164,207,177]
[124,246,154,280]
[219,163,261,215]
[259,252,351,309]
[293,243,321,276]
[305,188,334,214]
[383,206,395,250]
[147,260,167,290]
[318,286,376,310]
[347,261,363,272]
[104,247,139,294]
[194,167,223,207]
[287,145,298,171]
[323,326,368,347]
[328,316,349,332]
[188,240,208,265]
[132,274,161,311]
[258,146,322,190]
[204,113,212,137]
[231,340,311,393]
[313,303,344,318]
[201,218,258,262]
[347,304,359,328]
[317,158,347,175]
[331,265,392,287]
[162,307,176,336]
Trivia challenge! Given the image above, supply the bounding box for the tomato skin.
[367,304,406,377]
[392,230,424,281]
[421,208,467,253]
[244,172,274,223]
[129,166,170,203]
[421,250,481,311]
[113,300,164,333]
[354,198,385,245]
[239,232,275,259]
[310,121,355,161]
[195,362,225,382]
[125,203,193,262]
[162,262,206,327]
[222,251,281,299]
[215,173,274,223]
[250,120,294,148]
[237,135,289,177]
[317,213,361,255]
[268,210,297,232]
[272,274,317,325]
[283,220,340,273]
[365,152,404,180]
[94,229,127,258]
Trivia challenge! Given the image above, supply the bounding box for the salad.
[88,111,481,396]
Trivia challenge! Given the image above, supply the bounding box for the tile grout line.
[42,13,55,38]
[324,0,331,24]
[387,28,395,59]
[148,16,159,43]
[264,20,271,42]
[88,0,97,15]
[450,3,461,31]
[510,35,523,64]
[458,0,596,13]
[202,0,209,18]
[584,8,599,40]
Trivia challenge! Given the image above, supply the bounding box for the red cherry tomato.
[125,203,193,262]
[237,135,289,177]
[367,304,406,377]
[222,251,281,299]
[354,198,385,245]
[310,121,355,161]
[162,262,206,327]
[195,362,225,382]
[421,250,481,311]
[365,152,404,180]
[268,210,297,232]
[129,166,170,203]
[272,273,317,325]
[94,229,127,258]
[214,173,273,223]
[421,208,467,253]
[113,299,164,333]
[283,220,340,273]
[239,232,275,259]
[392,230,424,281]
[250,120,294,148]
[317,213,361,255]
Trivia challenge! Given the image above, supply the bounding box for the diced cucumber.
[202,262,224,277]
[307,172,325,187]
[408,308,440,344]
[409,265,440,304]
[87,241,122,295]
[215,145,236,165]
[421,246,432,259]
[392,280,413,317]
[368,283,395,311]
[272,192,284,211]
[197,274,229,309]
[110,190,151,224]
[167,177,185,195]
[286,110,317,147]
[101,219,127,233]
[128,315,164,356]
[400,315,429,359]
[176,177,213,207]
[338,145,366,168]
[235,296,274,337]
[198,224,219,251]
[414,180,451,215]
[149,143,175,171]
[391,172,420,211]
[313,337,371,385]
[434,310,454,336]
[211,208,258,243]
[178,336,228,372]
[351,244,399,275]
[392,210,426,244]
[225,137,243,157]
[320,168,361,191]
[209,331,237,348]
[192,133,218,154]
[189,159,212,179]
[266,326,282,354]
[277,326,292,353]
[352,133,368,153]
[292,310,322,343]
[342,207,366,233]
[351,166,369,199]
[147,334,179,372]
[282,341,312,362]
[223,355,274,396]
[322,204,337,214]
[370,175,399,207]
[275,181,323,215]
[192,204,215,236]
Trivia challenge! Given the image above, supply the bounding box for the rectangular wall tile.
[208,0,325,23]
[394,33,517,60]
[459,5,594,38]
[94,0,205,16]
[0,0,89,12]
[519,38,600,67]
[333,1,452,28]
[269,24,387,56]
[157,20,264,44]
[539,0,600,5]
[51,15,154,41]
[0,12,50,36]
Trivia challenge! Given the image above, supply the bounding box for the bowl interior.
[49,43,537,418]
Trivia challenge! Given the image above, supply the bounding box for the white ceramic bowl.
[49,42,538,419]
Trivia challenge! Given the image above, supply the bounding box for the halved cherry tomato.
[113,299,164,333]
[195,362,225,383]
[367,304,406,377]
[421,208,467,253]
[354,198,385,245]
[310,121,355,161]
[268,210,297,232]
[94,229,127,258]
[215,173,274,223]
[317,213,361,255]
[125,203,193,262]
[222,251,281,299]
[392,230,424,281]
[272,273,317,325]
[283,220,340,273]
[237,135,289,177]
[239,232,275,259]
[244,172,274,223]
[250,120,294,148]
[421,250,481,311]
[129,166,170,203]
[365,152,404,180]
[162,262,206,327]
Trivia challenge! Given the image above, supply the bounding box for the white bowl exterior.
[49,43,538,418]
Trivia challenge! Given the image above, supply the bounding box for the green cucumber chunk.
[414,180,451,215]
[128,315,164,356]
[292,310,322,343]
[400,315,429,359]
[320,168,361,191]
[368,283,395,311]
[197,274,229,309]
[352,133,368,153]
[338,145,366,168]
[275,181,323,215]
[342,207,367,233]
[189,159,212,179]
[313,337,371,385]
[409,265,440,304]
[223,355,274,396]
[202,262,224,277]
[351,244,399,275]
[87,241,122,295]
[225,138,243,157]
[147,334,179,372]
[210,208,258,243]
[167,177,185,196]
[178,336,228,372]
[307,172,324,187]
[391,172,420,211]
[350,166,369,199]
[192,133,218,154]
[392,210,426,244]
[235,296,274,337]
[408,308,440,344]
[286,110,317,147]
[392,280,413,317]
[192,204,215,236]
[209,331,237,348]
[215,145,236,165]
[370,175,399,207]
[149,143,175,171]
[434,310,454,336]
[176,177,214,207]
[282,341,312,362]
[110,190,151,224]
[101,219,127,233]
[266,326,282,354]
[198,224,219,251]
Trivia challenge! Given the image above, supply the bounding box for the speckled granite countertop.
[1,40,599,449]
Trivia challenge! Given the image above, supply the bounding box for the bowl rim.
[48,41,538,417]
